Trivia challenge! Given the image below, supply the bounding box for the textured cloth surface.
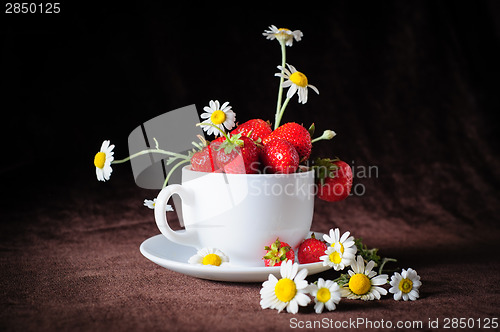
[1,2,500,331]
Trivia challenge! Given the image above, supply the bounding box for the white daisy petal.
[339,230,350,243]
[286,83,298,99]
[203,106,214,113]
[409,289,420,300]
[295,268,308,282]
[290,261,299,279]
[309,84,320,95]
[275,301,287,313]
[287,299,299,314]
[294,292,311,307]
[365,260,375,274]
[325,300,336,311]
[314,302,325,314]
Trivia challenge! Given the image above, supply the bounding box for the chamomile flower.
[321,244,349,271]
[340,255,388,301]
[143,198,174,212]
[94,140,114,181]
[262,25,303,46]
[200,100,236,136]
[307,278,341,314]
[320,228,357,270]
[260,260,310,314]
[188,248,229,266]
[275,64,319,104]
[389,268,422,301]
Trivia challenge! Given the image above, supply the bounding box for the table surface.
[1,164,499,331]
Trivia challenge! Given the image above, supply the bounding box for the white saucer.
[140,231,331,282]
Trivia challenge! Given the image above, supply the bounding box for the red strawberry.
[190,145,216,172]
[263,238,295,267]
[211,136,226,145]
[214,135,259,174]
[261,138,299,174]
[315,159,353,202]
[230,119,272,142]
[263,122,312,162]
[297,233,328,264]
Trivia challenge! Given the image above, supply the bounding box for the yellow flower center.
[329,251,342,264]
[210,110,226,125]
[289,71,308,87]
[202,254,222,266]
[94,152,106,169]
[317,287,331,303]
[278,28,291,33]
[398,278,413,294]
[349,273,371,295]
[274,278,297,303]
[331,242,345,254]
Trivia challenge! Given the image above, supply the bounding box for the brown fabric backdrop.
[1,1,499,331]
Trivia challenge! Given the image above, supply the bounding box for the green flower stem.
[195,123,230,141]
[378,257,398,275]
[274,40,287,129]
[162,159,190,188]
[112,149,190,165]
[275,97,291,129]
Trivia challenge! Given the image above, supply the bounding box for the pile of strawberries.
[191,119,309,175]
[190,118,353,203]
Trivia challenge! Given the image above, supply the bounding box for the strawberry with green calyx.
[214,134,259,174]
[263,238,295,267]
[263,122,312,162]
[230,119,272,142]
[261,138,299,174]
[297,233,328,264]
[313,158,353,202]
[196,122,260,174]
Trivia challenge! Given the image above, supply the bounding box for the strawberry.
[263,238,295,267]
[297,233,328,264]
[211,136,226,145]
[230,119,272,142]
[214,135,259,174]
[314,158,353,202]
[190,145,216,172]
[261,138,299,174]
[262,122,312,162]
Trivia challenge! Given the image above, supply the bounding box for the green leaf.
[312,157,340,185]
[354,238,398,274]
[308,123,315,137]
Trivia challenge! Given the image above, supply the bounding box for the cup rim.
[183,165,314,177]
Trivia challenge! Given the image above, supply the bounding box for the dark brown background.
[1,1,499,331]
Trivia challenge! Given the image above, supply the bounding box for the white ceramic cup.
[154,166,315,267]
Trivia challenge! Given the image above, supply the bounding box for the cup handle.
[154,184,199,247]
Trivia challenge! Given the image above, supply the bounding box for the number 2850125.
[5,3,60,14]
